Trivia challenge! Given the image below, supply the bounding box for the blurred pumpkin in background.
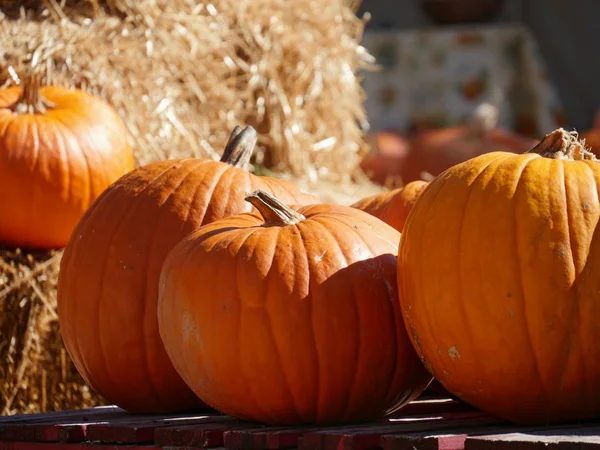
[351,180,428,232]
[0,71,135,249]
[400,103,537,184]
[359,130,411,187]
[580,109,600,157]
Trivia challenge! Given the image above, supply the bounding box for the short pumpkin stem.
[245,190,306,226]
[527,128,597,161]
[11,72,56,115]
[220,125,258,169]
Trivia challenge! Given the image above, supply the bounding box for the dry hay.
[0,0,384,414]
[0,0,374,179]
[0,248,100,415]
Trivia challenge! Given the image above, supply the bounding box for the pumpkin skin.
[398,128,600,425]
[359,131,411,186]
[0,72,135,249]
[351,180,428,231]
[401,104,537,184]
[580,110,600,157]
[158,191,431,425]
[57,126,319,413]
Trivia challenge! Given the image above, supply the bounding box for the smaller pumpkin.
[0,71,135,249]
[359,130,411,187]
[401,103,537,184]
[158,190,431,425]
[351,180,429,232]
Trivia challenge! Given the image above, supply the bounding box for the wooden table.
[0,397,598,449]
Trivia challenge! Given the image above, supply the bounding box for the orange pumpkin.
[401,104,536,184]
[0,72,135,249]
[351,180,429,231]
[57,126,319,413]
[359,131,411,187]
[158,190,431,425]
[579,110,600,157]
[398,128,600,424]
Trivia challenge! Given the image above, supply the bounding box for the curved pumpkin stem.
[11,71,56,115]
[220,125,258,169]
[527,128,597,161]
[245,190,306,226]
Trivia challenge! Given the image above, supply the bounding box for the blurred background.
[355,0,600,187]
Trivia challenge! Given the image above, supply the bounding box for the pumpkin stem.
[245,190,306,226]
[220,125,257,169]
[11,71,56,115]
[527,128,597,161]
[468,103,498,137]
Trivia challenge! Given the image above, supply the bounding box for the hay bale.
[0,0,380,414]
[0,249,102,415]
[0,0,373,179]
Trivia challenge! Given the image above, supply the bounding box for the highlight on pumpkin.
[398,127,600,426]
[158,190,431,425]
[0,70,136,250]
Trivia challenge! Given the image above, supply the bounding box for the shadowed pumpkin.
[57,126,319,413]
[399,128,600,425]
[158,190,431,425]
[0,72,135,249]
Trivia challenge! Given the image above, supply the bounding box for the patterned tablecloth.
[360,23,567,137]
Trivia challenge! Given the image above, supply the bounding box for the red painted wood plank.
[0,444,161,450]
[383,434,468,450]
[84,412,230,444]
[0,407,135,442]
[220,400,474,450]
[223,425,327,450]
[382,421,600,450]
[466,434,600,450]
[155,421,259,447]
[0,406,125,424]
[465,428,600,450]
[297,411,498,450]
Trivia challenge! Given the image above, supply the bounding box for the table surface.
[1,396,599,449]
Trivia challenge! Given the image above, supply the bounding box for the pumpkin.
[398,128,600,425]
[359,131,411,186]
[57,126,319,413]
[0,71,135,249]
[351,180,429,232]
[158,190,431,425]
[579,110,600,157]
[401,103,537,184]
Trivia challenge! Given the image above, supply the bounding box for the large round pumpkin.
[158,190,431,425]
[401,103,536,184]
[398,128,600,425]
[351,180,428,232]
[0,72,135,249]
[57,126,319,413]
